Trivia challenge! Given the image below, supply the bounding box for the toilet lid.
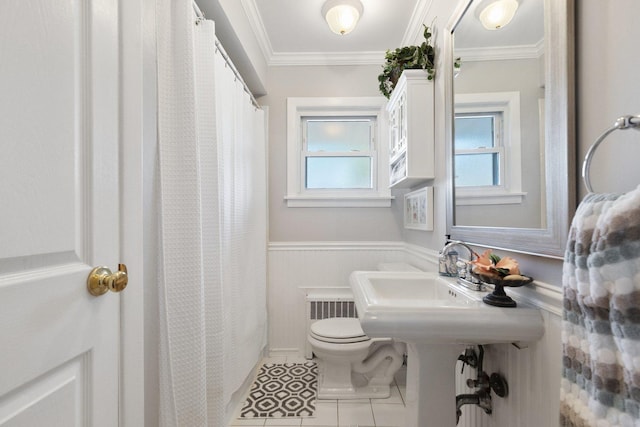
[310,318,369,343]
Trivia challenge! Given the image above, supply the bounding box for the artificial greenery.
[378,25,436,99]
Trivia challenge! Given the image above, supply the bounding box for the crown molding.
[455,39,544,62]
[401,0,434,46]
[241,0,275,64]
[269,50,386,66]
[242,0,435,67]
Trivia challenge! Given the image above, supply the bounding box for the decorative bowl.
[470,273,533,288]
[470,273,533,308]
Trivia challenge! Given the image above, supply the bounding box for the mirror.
[445,0,575,258]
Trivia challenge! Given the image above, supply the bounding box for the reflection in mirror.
[445,0,575,258]
[453,0,544,228]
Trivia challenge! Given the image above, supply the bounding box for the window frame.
[286,97,391,207]
[454,92,525,206]
[454,111,505,187]
[302,116,375,190]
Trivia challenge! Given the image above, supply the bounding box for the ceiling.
[243,0,430,66]
[239,0,542,66]
[195,0,544,94]
[454,0,543,60]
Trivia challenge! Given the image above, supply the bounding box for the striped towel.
[561,185,640,426]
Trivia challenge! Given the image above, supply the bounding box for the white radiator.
[304,288,358,359]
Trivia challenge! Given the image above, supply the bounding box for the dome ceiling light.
[322,0,364,36]
[479,0,519,30]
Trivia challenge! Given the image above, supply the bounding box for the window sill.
[455,191,526,206]
[285,195,394,208]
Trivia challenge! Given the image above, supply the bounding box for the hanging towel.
[561,185,640,426]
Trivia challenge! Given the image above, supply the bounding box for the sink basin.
[349,270,545,426]
[350,270,544,345]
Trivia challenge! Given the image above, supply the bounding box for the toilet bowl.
[308,317,406,399]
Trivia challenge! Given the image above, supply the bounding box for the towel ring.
[582,114,640,193]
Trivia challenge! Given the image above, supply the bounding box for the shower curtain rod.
[193,1,204,21]
[192,0,261,109]
[214,39,261,109]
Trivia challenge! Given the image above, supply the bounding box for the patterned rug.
[240,362,317,418]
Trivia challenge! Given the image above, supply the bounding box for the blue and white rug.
[240,362,317,418]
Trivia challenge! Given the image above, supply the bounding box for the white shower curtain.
[156,1,267,425]
[214,43,268,409]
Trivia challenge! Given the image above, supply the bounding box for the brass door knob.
[87,264,128,296]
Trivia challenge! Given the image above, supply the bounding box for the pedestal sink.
[349,271,544,427]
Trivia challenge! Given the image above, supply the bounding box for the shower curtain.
[156,1,267,425]
[214,44,268,409]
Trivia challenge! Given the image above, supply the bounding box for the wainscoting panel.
[268,241,564,427]
[267,242,406,356]
[455,301,563,427]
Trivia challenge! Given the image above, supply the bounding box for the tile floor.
[228,356,407,427]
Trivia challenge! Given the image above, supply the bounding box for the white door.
[0,0,121,426]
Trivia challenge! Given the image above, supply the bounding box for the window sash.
[301,117,376,191]
[454,111,504,189]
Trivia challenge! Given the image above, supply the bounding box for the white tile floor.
[228,356,407,427]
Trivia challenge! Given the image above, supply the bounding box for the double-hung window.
[454,92,525,205]
[454,112,504,187]
[286,97,391,207]
[303,117,374,190]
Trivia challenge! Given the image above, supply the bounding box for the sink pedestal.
[404,343,464,427]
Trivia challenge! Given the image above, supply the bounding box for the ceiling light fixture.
[479,0,519,30]
[322,0,364,36]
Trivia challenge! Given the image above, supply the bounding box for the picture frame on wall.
[404,186,433,231]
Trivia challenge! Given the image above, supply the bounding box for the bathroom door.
[0,0,121,425]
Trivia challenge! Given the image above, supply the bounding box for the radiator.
[304,288,358,359]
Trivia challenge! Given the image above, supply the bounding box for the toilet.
[308,262,417,399]
[308,315,406,399]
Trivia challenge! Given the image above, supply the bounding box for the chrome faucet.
[456,390,492,424]
[439,240,487,291]
[438,240,476,277]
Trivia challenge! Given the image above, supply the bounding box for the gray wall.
[454,58,544,229]
[576,1,640,196]
[260,65,406,242]
[261,0,640,283]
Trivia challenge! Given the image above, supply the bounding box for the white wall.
[267,242,408,355]
[197,0,268,95]
[142,0,160,425]
[267,244,564,427]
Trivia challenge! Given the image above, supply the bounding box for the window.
[304,118,374,189]
[286,97,391,207]
[454,92,525,205]
[454,112,504,187]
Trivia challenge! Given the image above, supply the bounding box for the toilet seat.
[310,318,370,344]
